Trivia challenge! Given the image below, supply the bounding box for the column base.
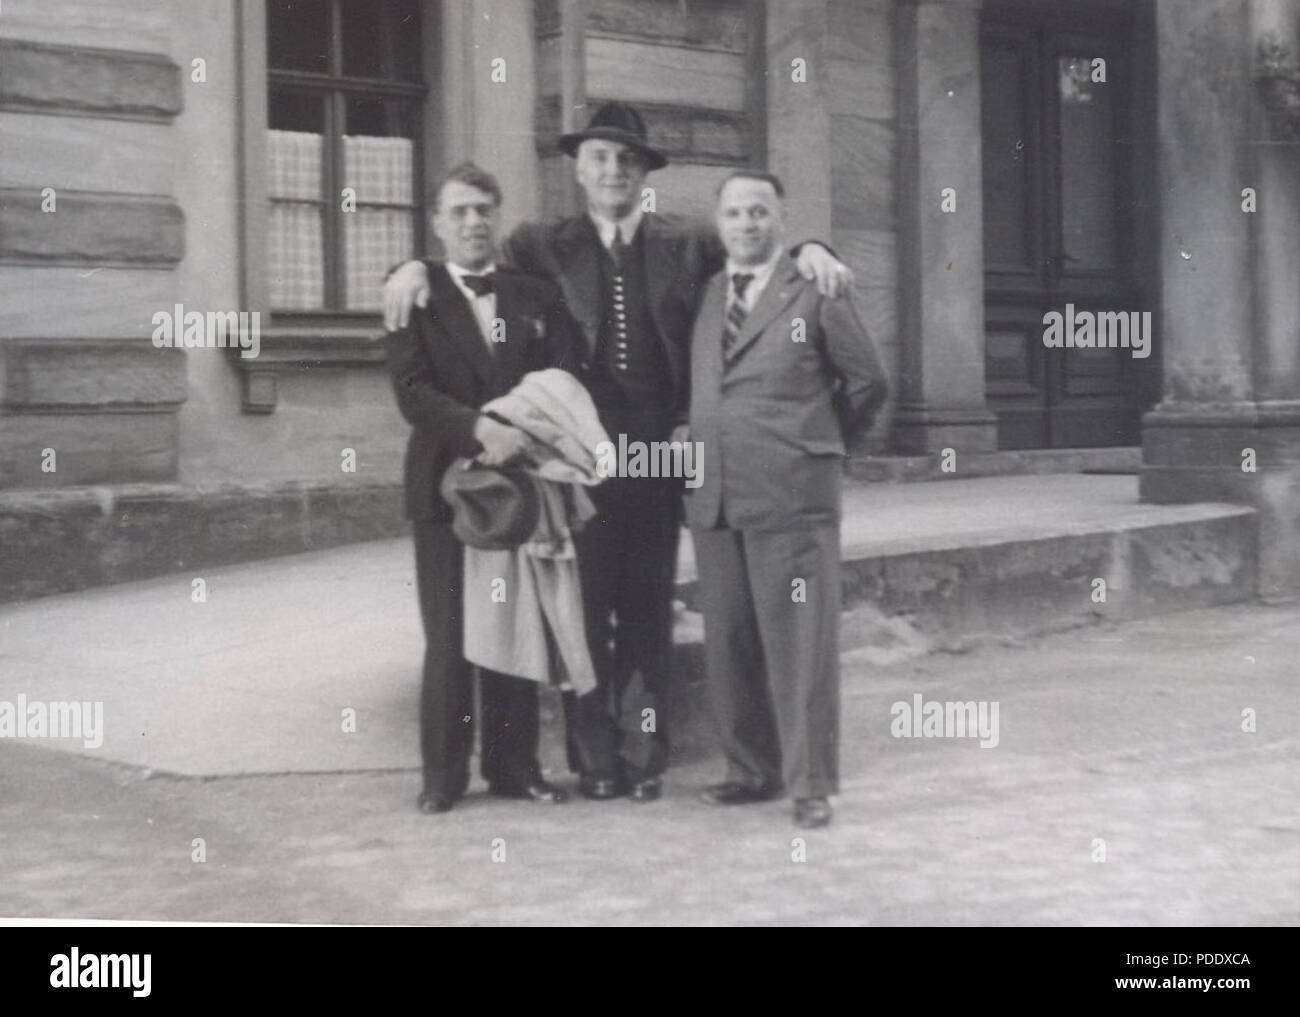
[1141,400,1300,599]
[891,404,999,455]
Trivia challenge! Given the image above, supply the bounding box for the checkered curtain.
[267,129,324,309]
[267,129,416,311]
[342,134,415,312]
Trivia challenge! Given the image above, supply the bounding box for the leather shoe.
[417,791,456,814]
[793,797,833,829]
[579,774,621,800]
[489,778,569,804]
[628,776,662,803]
[700,781,779,806]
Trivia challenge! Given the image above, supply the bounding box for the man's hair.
[716,169,785,200]
[432,161,502,211]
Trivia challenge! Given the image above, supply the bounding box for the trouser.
[565,417,680,780]
[413,520,542,796]
[690,520,841,799]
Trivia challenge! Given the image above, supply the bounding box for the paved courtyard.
[1,544,1295,923]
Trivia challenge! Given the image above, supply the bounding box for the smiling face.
[432,180,498,271]
[575,139,649,221]
[716,176,784,267]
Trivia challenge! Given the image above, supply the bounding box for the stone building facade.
[1,0,1297,599]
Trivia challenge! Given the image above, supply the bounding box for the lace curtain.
[267,129,416,311]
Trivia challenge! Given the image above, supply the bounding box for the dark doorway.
[980,0,1158,449]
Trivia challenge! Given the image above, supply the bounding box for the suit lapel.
[427,263,494,385]
[642,214,676,324]
[695,271,728,393]
[552,216,601,357]
[723,255,802,368]
[491,271,525,383]
[642,215,688,386]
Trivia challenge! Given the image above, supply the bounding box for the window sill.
[230,319,388,414]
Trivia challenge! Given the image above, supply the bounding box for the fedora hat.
[558,101,668,170]
[440,459,540,550]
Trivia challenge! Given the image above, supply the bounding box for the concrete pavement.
[0,473,1293,923]
[1,597,1296,924]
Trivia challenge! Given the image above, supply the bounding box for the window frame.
[265,0,428,319]
[238,0,440,334]
[233,0,543,413]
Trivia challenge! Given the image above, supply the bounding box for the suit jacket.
[386,262,583,522]
[683,253,888,532]
[500,213,727,421]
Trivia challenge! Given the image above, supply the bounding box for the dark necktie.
[722,272,755,356]
[608,226,628,271]
[461,272,494,297]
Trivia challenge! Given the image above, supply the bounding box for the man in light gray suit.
[682,170,888,829]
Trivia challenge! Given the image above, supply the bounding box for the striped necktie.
[722,272,755,356]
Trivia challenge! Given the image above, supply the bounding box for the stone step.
[0,474,1257,781]
[537,474,1258,773]
[680,474,1256,655]
[0,449,1140,601]
[0,481,408,604]
[847,445,1142,484]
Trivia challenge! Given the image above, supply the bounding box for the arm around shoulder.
[536,278,587,375]
[500,220,542,273]
[818,289,889,440]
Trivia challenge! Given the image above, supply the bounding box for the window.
[265,0,425,314]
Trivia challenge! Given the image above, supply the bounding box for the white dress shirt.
[589,208,644,249]
[446,260,498,346]
[724,245,783,318]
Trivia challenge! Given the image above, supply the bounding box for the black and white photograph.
[0,0,1296,949]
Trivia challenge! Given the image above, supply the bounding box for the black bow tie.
[460,272,495,297]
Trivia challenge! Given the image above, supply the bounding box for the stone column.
[764,0,901,454]
[765,0,835,240]
[891,0,997,454]
[533,0,587,220]
[1140,0,1300,599]
[438,0,540,233]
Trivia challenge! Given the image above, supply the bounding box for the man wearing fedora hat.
[385,101,853,804]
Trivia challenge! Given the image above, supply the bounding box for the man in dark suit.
[385,103,852,804]
[684,170,888,829]
[385,161,580,814]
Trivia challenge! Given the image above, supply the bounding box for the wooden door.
[980,7,1148,449]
